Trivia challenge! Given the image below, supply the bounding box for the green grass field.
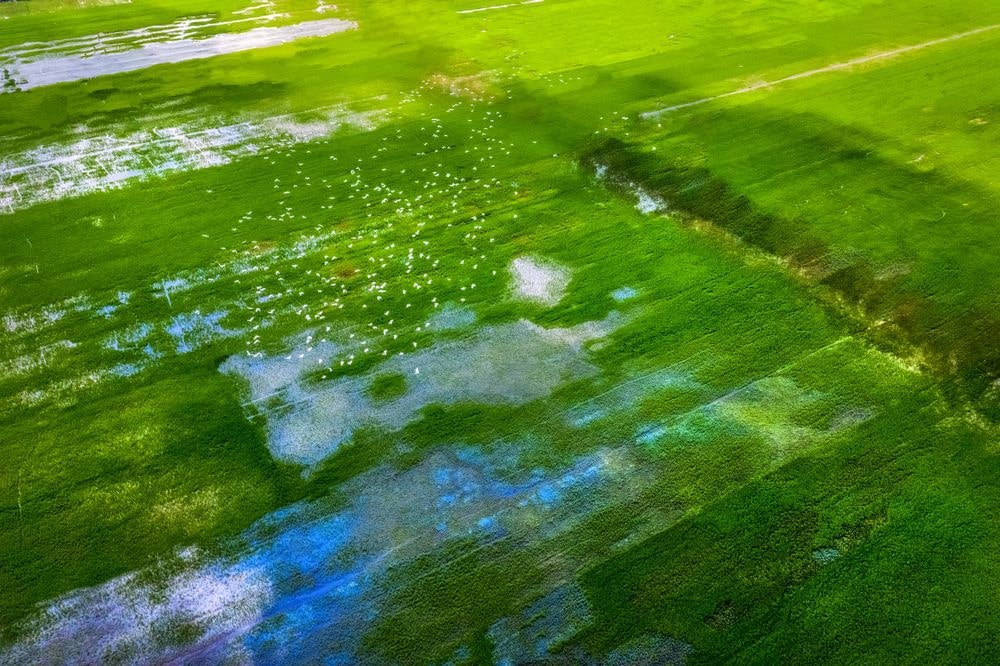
[1,0,999,663]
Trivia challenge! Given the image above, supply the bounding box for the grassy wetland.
[1,0,999,663]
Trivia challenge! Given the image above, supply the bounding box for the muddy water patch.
[223,313,622,466]
[611,286,638,302]
[1,105,381,213]
[509,256,570,306]
[426,302,476,331]
[166,309,241,353]
[0,442,634,664]
[3,18,356,92]
[593,162,667,214]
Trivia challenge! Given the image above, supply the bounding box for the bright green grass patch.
[365,371,407,401]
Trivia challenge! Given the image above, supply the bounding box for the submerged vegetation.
[1,0,999,663]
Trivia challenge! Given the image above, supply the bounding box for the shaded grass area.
[578,131,1000,416]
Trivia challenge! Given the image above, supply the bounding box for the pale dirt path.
[457,0,543,15]
[641,22,1000,119]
